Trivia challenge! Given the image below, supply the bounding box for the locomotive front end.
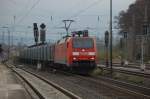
[71,37,97,70]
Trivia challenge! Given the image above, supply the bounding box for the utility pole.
[62,20,74,37]
[105,31,109,67]
[141,36,144,67]
[7,29,10,60]
[140,1,148,70]
[123,32,128,65]
[12,15,16,46]
[120,38,124,66]
[109,0,113,74]
[131,14,136,61]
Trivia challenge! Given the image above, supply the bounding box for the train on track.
[19,30,97,72]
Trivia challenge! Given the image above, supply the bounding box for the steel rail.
[5,63,45,99]
[93,76,150,98]
[5,63,81,99]
[7,62,150,99]
[112,63,150,70]
[40,66,150,99]
[98,65,150,78]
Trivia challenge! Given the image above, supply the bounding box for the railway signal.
[0,44,3,54]
[105,31,109,47]
[40,23,46,44]
[0,44,4,62]
[33,23,39,44]
[105,31,109,67]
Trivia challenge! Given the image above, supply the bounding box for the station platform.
[0,63,32,99]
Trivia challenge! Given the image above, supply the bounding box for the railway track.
[98,64,150,78]
[7,63,150,99]
[98,62,150,70]
[112,63,150,70]
[93,76,150,98]
[55,69,150,99]
[5,63,81,99]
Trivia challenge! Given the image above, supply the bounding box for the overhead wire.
[16,0,31,19]
[5,0,40,29]
[16,0,41,24]
[12,0,104,40]
[53,0,104,29]
[4,0,40,45]
[68,0,103,19]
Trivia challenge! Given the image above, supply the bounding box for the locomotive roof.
[56,36,94,44]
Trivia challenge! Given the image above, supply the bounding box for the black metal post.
[110,0,113,74]
[105,31,109,67]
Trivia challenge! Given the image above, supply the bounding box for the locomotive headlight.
[73,57,77,60]
[90,57,95,60]
[88,52,95,55]
[72,52,79,56]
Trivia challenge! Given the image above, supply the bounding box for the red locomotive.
[55,30,97,71]
[19,30,97,72]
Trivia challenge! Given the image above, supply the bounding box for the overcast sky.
[0,0,136,44]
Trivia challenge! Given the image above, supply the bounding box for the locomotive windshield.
[73,38,94,48]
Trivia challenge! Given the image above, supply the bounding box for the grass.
[91,68,144,85]
[97,48,122,63]
[90,67,103,76]
[90,68,114,76]
[113,72,144,85]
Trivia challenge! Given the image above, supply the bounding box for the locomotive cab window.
[73,38,94,48]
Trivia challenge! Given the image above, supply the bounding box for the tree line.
[115,0,150,36]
